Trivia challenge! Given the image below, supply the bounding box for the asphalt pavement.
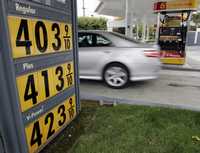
[80,69,200,111]
[186,46,200,69]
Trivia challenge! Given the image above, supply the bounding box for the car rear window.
[102,32,141,47]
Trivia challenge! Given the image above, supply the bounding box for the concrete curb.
[162,65,200,72]
[80,93,200,112]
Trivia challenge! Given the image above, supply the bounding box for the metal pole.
[125,0,129,36]
[146,24,150,41]
[125,0,133,37]
[136,24,139,40]
[72,0,81,112]
[142,20,147,42]
[155,13,160,43]
[82,0,86,16]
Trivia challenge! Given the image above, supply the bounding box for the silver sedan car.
[78,31,161,88]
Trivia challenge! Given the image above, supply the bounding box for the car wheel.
[103,63,129,89]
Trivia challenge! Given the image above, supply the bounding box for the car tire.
[103,63,129,89]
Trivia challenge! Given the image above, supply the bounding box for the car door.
[78,32,112,79]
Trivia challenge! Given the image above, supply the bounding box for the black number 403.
[16,19,71,55]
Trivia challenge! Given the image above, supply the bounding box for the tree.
[191,13,200,28]
[78,17,107,30]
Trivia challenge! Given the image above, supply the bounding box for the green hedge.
[191,13,200,28]
[78,17,107,30]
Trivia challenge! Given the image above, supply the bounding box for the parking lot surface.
[80,69,200,110]
[187,46,200,69]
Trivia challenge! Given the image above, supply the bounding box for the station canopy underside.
[95,0,200,23]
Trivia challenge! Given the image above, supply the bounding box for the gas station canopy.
[95,0,156,22]
[96,0,200,19]
[95,0,200,38]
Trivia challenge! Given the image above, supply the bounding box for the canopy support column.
[125,0,133,37]
[142,20,147,42]
[136,24,140,40]
[146,25,150,41]
[155,13,160,43]
[194,28,199,44]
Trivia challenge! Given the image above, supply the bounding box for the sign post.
[0,0,80,153]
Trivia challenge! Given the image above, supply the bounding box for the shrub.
[78,17,107,30]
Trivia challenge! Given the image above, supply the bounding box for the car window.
[78,33,112,48]
[103,33,140,47]
[78,33,93,47]
[103,32,155,48]
[96,34,112,47]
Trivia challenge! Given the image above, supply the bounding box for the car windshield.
[102,32,154,48]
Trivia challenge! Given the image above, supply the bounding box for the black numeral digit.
[68,98,75,119]
[67,64,71,73]
[66,64,73,86]
[58,105,66,126]
[35,21,48,53]
[64,25,71,50]
[64,25,70,38]
[41,70,50,98]
[30,121,43,147]
[55,66,64,91]
[52,23,61,51]
[64,39,71,50]
[45,112,55,139]
[67,75,73,86]
[16,19,32,55]
[24,75,38,105]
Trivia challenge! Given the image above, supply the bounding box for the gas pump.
[154,0,198,65]
[159,12,190,65]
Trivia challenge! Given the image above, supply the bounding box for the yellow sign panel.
[8,16,73,59]
[161,58,185,65]
[8,16,37,58]
[38,68,55,103]
[16,62,74,112]
[25,95,76,153]
[17,72,39,111]
[60,23,73,51]
[167,0,198,10]
[53,62,74,96]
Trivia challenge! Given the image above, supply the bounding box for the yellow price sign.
[53,62,74,96]
[8,16,73,59]
[60,23,73,51]
[166,0,198,10]
[25,95,76,153]
[17,62,74,112]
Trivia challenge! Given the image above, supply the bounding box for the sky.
[77,0,100,16]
